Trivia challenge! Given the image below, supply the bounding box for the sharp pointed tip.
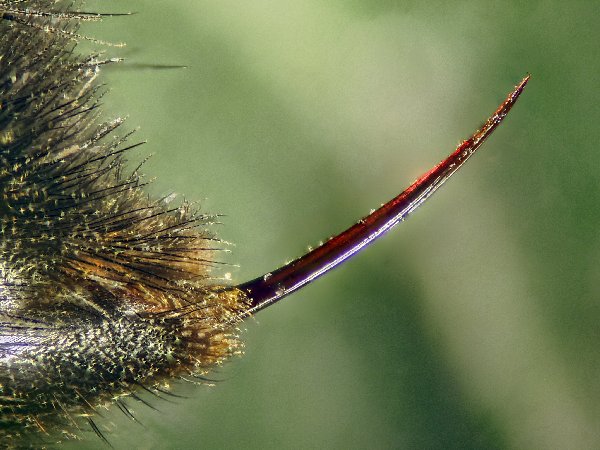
[520,73,531,87]
[495,74,530,121]
[513,74,531,98]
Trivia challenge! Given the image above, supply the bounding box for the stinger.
[234,75,530,318]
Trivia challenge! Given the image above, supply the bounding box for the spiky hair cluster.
[0,0,246,443]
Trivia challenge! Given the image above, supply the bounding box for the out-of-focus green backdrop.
[75,1,598,448]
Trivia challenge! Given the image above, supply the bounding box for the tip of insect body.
[502,74,529,112]
[511,74,530,102]
[470,73,530,149]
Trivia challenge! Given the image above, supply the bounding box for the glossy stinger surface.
[237,76,529,317]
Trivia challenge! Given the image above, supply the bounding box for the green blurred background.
[72,1,599,448]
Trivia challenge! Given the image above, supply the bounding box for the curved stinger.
[234,75,530,318]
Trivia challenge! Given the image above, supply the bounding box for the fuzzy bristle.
[0,0,247,442]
